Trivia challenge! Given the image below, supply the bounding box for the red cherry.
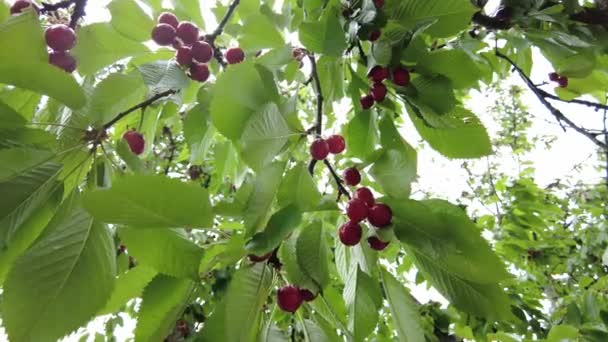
[354,187,374,207]
[367,236,389,251]
[343,167,361,186]
[151,23,177,46]
[277,285,303,313]
[310,139,329,160]
[189,63,210,82]
[10,0,37,15]
[45,24,76,52]
[371,82,387,102]
[49,51,77,73]
[360,94,374,109]
[326,135,345,154]
[548,72,560,82]
[248,252,272,262]
[191,41,213,63]
[176,46,193,66]
[123,130,145,155]
[299,289,317,302]
[368,203,392,228]
[368,66,389,83]
[373,0,384,8]
[176,22,199,45]
[158,12,179,29]
[346,198,369,222]
[557,76,568,88]
[392,67,410,87]
[339,221,362,246]
[225,47,245,64]
[369,30,381,42]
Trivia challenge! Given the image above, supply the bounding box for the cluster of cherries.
[548,72,569,88]
[360,65,410,110]
[10,0,78,73]
[150,12,245,83]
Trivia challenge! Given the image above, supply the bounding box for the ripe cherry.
[548,72,560,82]
[369,30,381,42]
[367,236,389,251]
[360,94,374,110]
[354,187,374,207]
[190,63,210,82]
[557,76,568,88]
[368,203,392,228]
[339,221,362,246]
[277,285,303,313]
[176,21,199,45]
[369,66,389,83]
[310,139,329,160]
[123,130,145,155]
[49,51,77,73]
[248,252,272,263]
[299,289,317,302]
[343,167,361,186]
[392,67,410,87]
[192,41,213,63]
[373,0,384,8]
[10,0,36,15]
[158,12,179,29]
[225,47,245,64]
[371,82,387,102]
[176,46,193,66]
[151,23,176,46]
[346,198,369,222]
[45,24,76,52]
[326,134,345,154]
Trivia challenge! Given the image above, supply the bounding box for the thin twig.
[323,159,351,200]
[495,49,607,149]
[102,89,177,130]
[68,0,87,28]
[163,126,177,175]
[306,52,324,174]
[356,40,368,65]
[40,0,74,13]
[540,89,608,111]
[603,105,608,191]
[207,0,240,42]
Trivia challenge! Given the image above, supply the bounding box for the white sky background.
[1,0,606,340]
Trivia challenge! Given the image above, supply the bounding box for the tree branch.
[163,126,177,175]
[495,49,607,149]
[307,52,324,174]
[68,0,87,28]
[40,0,74,13]
[102,89,177,130]
[539,88,608,111]
[207,0,240,42]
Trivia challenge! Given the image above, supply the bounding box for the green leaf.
[246,205,302,255]
[0,10,46,64]
[243,161,286,236]
[0,88,43,121]
[277,163,322,211]
[109,0,154,41]
[547,325,579,342]
[239,102,292,171]
[386,0,477,38]
[370,117,417,199]
[199,263,273,342]
[99,265,157,315]
[83,175,213,228]
[119,227,205,279]
[380,268,425,342]
[169,0,204,27]
[335,239,378,282]
[279,232,319,292]
[0,100,26,128]
[389,198,510,284]
[184,104,214,165]
[135,275,195,342]
[410,75,457,115]
[211,62,279,140]
[418,49,482,89]
[138,60,190,94]
[87,72,147,124]
[299,8,347,57]
[343,266,382,341]
[238,14,285,50]
[317,56,344,104]
[406,104,492,159]
[346,110,379,161]
[0,62,86,109]
[297,222,330,289]
[72,23,149,75]
[2,199,116,342]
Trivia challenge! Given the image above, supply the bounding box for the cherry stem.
[102,89,177,130]
[203,0,240,67]
[495,49,607,149]
[324,159,351,200]
[306,52,324,175]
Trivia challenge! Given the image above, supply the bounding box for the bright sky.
[1,0,605,340]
